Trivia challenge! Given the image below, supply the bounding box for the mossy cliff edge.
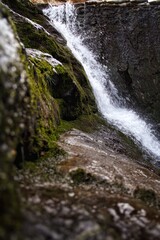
[0,1,97,238]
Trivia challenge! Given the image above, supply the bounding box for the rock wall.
[73,2,160,123]
[0,4,29,239]
[1,0,97,163]
[0,1,97,238]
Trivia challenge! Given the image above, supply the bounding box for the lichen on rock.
[0,3,29,239]
[0,4,29,162]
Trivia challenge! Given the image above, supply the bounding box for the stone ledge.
[30,0,160,6]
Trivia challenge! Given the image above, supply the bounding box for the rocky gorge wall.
[72,1,160,123]
[2,1,160,240]
[0,1,98,238]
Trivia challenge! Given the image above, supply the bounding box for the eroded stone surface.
[58,128,160,195]
[15,128,160,240]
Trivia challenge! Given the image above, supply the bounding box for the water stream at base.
[43,3,160,162]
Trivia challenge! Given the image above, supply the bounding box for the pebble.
[68,192,75,197]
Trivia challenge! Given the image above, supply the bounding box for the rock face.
[0,4,28,163]
[0,1,97,239]
[30,0,160,4]
[0,3,29,239]
[73,2,160,122]
[1,0,97,162]
[14,128,160,240]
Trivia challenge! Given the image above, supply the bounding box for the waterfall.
[43,3,160,162]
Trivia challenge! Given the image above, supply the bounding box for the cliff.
[73,1,160,123]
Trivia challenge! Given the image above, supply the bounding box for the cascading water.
[44,3,160,162]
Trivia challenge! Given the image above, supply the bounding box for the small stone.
[28,195,41,204]
[108,208,120,221]
[68,192,75,197]
[138,209,146,217]
[44,206,54,214]
[117,202,134,217]
[64,219,73,227]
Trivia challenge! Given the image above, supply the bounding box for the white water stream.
[43,3,160,161]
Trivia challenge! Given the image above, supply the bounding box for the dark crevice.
[118,67,133,91]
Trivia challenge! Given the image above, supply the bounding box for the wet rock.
[0,4,29,162]
[14,128,160,239]
[0,3,30,239]
[0,0,97,237]
[58,128,160,201]
[74,2,160,123]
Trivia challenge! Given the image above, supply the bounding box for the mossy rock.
[0,3,98,238]
[2,0,97,160]
[9,4,97,119]
[13,17,97,120]
[0,3,28,239]
[70,168,97,185]
[15,56,61,163]
[52,64,87,120]
[134,188,157,207]
[2,0,42,20]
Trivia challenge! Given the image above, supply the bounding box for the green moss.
[11,15,96,120]
[25,54,97,160]
[71,114,105,132]
[13,11,97,109]
[15,20,72,64]
[24,57,60,160]
[70,168,97,185]
[56,120,74,134]
[134,188,157,206]
[51,64,96,120]
[54,113,105,138]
